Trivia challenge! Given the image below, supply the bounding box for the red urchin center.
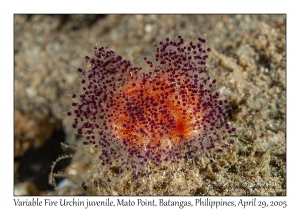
[111,75,197,148]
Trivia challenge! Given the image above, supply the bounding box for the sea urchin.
[68,35,235,177]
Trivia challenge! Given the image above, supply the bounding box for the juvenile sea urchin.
[68,35,235,177]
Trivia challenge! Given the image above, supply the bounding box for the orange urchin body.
[68,36,235,177]
[112,76,197,147]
